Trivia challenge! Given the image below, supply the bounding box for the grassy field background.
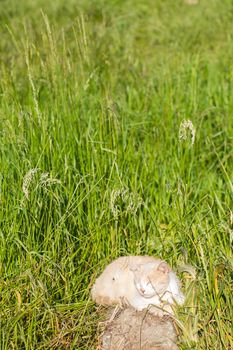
[0,0,232,348]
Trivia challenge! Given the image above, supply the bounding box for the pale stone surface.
[99,307,179,350]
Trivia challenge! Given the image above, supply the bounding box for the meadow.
[0,0,232,348]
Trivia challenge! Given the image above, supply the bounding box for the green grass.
[0,0,232,348]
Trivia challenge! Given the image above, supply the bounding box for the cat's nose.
[140,288,145,294]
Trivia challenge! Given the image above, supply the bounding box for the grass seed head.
[110,188,143,218]
[39,173,61,188]
[179,119,196,145]
[22,168,39,199]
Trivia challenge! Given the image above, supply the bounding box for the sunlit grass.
[0,0,232,349]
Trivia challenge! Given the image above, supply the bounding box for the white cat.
[91,256,185,314]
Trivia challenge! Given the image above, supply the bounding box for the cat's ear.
[157,262,171,274]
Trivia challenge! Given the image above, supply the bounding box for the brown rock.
[98,307,179,350]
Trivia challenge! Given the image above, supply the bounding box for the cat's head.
[131,261,171,298]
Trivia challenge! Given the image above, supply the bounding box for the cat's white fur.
[91,256,184,314]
